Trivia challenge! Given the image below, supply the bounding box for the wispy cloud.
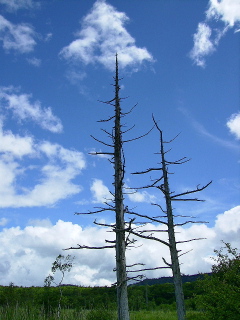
[0,0,39,12]
[60,0,154,72]
[27,57,41,67]
[0,15,36,53]
[226,112,240,140]
[0,86,63,133]
[179,107,240,151]
[190,0,240,67]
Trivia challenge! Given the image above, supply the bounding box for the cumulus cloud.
[0,219,115,286]
[0,15,36,53]
[60,0,154,71]
[190,0,240,67]
[0,87,63,133]
[0,0,39,11]
[90,179,112,203]
[207,0,240,27]
[127,189,156,203]
[215,205,240,233]
[0,205,239,286]
[0,121,86,207]
[226,112,240,140]
[0,119,34,158]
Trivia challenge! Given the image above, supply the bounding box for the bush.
[195,242,240,319]
[86,308,115,320]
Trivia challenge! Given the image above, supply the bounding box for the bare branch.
[132,167,163,175]
[97,114,115,122]
[176,238,206,244]
[171,181,212,199]
[123,125,154,143]
[65,244,115,250]
[121,103,138,116]
[130,229,170,247]
[89,151,114,156]
[127,266,170,272]
[178,249,193,258]
[90,135,113,147]
[127,210,168,225]
[162,257,172,267]
[75,207,114,215]
[174,220,208,226]
[93,220,115,228]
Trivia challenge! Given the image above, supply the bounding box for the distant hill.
[132,273,211,286]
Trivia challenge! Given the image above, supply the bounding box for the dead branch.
[176,238,206,244]
[174,220,208,226]
[127,210,168,225]
[65,244,115,250]
[132,167,163,175]
[130,229,170,247]
[89,151,114,156]
[171,181,212,199]
[127,266,170,272]
[123,125,154,143]
[90,135,113,147]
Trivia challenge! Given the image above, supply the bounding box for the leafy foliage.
[44,254,74,287]
[195,242,240,319]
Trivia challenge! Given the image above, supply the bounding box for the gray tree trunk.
[114,56,130,320]
[160,129,186,320]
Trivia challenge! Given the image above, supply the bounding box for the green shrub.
[195,242,240,320]
[86,308,115,320]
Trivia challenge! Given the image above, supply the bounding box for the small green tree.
[44,254,74,318]
[196,242,240,320]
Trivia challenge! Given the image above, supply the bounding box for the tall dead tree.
[127,116,212,320]
[67,55,151,320]
[113,55,129,320]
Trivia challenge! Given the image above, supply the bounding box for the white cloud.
[44,33,52,42]
[226,112,240,140]
[27,57,41,67]
[127,189,156,203]
[0,87,63,133]
[189,23,216,67]
[60,0,154,71]
[0,0,39,11]
[0,15,36,53]
[0,121,86,207]
[0,119,34,158]
[0,217,8,226]
[207,0,240,27]
[190,0,240,67]
[0,220,115,286]
[215,205,240,233]
[0,205,239,286]
[90,179,112,203]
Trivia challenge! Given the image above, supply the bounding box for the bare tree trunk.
[114,56,130,320]
[160,128,186,320]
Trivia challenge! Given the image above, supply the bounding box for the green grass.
[0,306,205,320]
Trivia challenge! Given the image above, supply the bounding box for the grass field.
[0,306,206,320]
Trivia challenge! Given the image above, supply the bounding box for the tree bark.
[114,55,130,320]
[160,128,186,320]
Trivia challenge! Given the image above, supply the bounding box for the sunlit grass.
[0,306,204,320]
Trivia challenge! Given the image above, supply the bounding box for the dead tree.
[127,116,212,320]
[66,55,150,320]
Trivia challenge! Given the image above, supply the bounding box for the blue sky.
[0,0,239,287]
